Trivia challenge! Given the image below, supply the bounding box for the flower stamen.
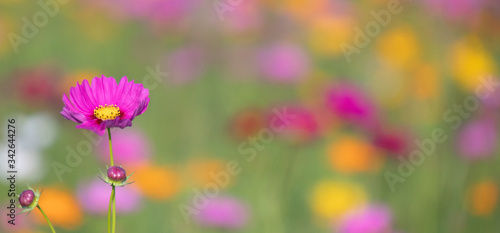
[94,104,120,121]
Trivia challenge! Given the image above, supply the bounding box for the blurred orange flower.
[282,0,330,22]
[412,64,440,100]
[376,26,420,70]
[327,136,383,174]
[185,158,229,187]
[133,163,181,201]
[33,187,83,230]
[468,180,498,217]
[307,15,355,56]
[59,71,102,97]
[310,180,367,220]
[229,108,267,140]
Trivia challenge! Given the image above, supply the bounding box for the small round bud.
[107,166,127,182]
[19,190,35,207]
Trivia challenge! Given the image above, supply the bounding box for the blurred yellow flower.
[450,36,496,92]
[0,15,17,56]
[468,180,498,217]
[376,26,419,70]
[327,136,383,174]
[310,180,367,220]
[133,163,181,201]
[33,187,83,230]
[64,5,119,42]
[308,15,354,56]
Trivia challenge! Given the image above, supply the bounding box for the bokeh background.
[2,0,500,232]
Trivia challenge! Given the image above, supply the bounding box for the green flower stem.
[108,187,112,233]
[108,128,114,166]
[107,128,117,233]
[112,185,116,233]
[37,205,56,233]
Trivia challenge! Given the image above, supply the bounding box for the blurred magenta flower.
[194,196,250,230]
[97,129,151,166]
[268,105,319,145]
[77,178,142,214]
[372,129,410,156]
[257,43,311,83]
[336,205,393,233]
[325,83,378,130]
[163,46,205,85]
[456,118,497,160]
[60,76,149,136]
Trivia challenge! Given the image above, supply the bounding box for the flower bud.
[107,166,127,182]
[19,190,35,207]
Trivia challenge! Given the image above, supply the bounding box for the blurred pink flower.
[268,105,319,145]
[336,205,393,233]
[1,205,34,232]
[423,0,485,22]
[194,196,250,230]
[480,84,500,112]
[97,128,152,166]
[257,43,310,83]
[456,118,497,160]
[325,83,379,130]
[89,0,196,26]
[163,46,205,85]
[77,178,142,214]
[221,0,262,33]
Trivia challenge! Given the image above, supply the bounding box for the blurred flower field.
[1,0,500,232]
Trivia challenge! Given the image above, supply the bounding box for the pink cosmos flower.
[60,76,149,136]
[77,178,142,214]
[97,129,151,166]
[336,205,393,233]
[194,196,250,230]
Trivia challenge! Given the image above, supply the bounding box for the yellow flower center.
[94,104,120,121]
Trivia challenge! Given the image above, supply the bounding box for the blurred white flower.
[18,112,59,150]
